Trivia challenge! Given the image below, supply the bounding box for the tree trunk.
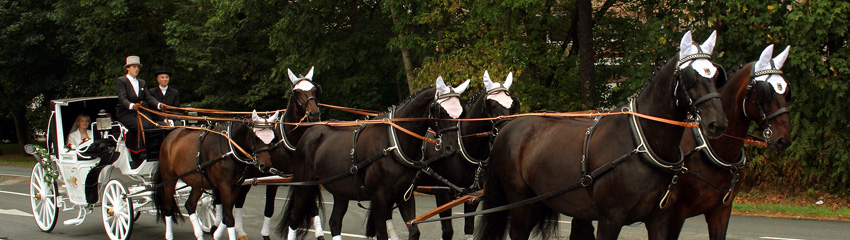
[11,108,27,155]
[577,0,596,108]
[389,6,417,95]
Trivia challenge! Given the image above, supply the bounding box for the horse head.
[431,76,470,151]
[744,44,793,151]
[481,70,520,118]
[674,30,728,138]
[248,111,280,171]
[288,66,321,122]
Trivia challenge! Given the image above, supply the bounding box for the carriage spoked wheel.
[30,164,59,232]
[197,191,216,233]
[101,180,134,240]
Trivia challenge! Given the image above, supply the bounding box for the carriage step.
[63,218,84,225]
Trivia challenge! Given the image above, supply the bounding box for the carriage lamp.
[187,104,198,125]
[96,109,112,139]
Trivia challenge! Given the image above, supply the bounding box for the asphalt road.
[1,164,848,240]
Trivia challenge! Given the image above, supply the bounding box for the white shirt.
[126,74,139,96]
[66,129,94,151]
[159,86,168,96]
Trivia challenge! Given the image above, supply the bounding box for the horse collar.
[628,99,687,171]
[691,127,747,169]
[387,106,424,168]
[455,121,490,165]
[278,110,297,151]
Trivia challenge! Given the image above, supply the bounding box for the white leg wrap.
[261,216,272,236]
[313,216,324,238]
[190,213,204,238]
[386,220,399,240]
[465,234,474,240]
[165,216,174,240]
[234,208,244,232]
[333,236,342,240]
[287,227,297,240]
[215,204,223,223]
[214,222,227,240]
[228,227,237,240]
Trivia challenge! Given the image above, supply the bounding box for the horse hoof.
[263,236,271,240]
[237,231,250,240]
[317,236,325,240]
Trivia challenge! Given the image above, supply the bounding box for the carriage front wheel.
[101,179,134,240]
[29,163,58,232]
[197,191,216,233]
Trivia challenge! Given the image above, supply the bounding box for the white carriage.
[25,96,216,240]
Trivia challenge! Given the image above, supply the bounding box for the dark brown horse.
[476,30,727,240]
[647,44,793,239]
[569,44,794,240]
[225,67,324,240]
[277,77,470,240]
[153,120,274,240]
[418,71,520,240]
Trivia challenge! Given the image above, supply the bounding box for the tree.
[0,0,66,151]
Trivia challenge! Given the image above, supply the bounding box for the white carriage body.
[27,96,214,239]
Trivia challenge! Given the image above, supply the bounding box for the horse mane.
[464,89,486,107]
[373,85,436,119]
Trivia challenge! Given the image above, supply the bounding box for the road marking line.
[0,190,28,197]
[0,173,29,178]
[0,208,33,217]
[275,197,334,205]
[760,237,805,240]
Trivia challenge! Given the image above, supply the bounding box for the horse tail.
[536,203,560,240]
[475,168,509,240]
[152,166,167,222]
[365,208,375,238]
[277,185,320,239]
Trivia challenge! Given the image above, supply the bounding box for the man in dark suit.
[115,56,166,162]
[150,67,180,122]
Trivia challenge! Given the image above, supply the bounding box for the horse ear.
[679,31,694,59]
[700,30,717,55]
[755,44,775,72]
[454,79,471,94]
[252,110,261,122]
[773,46,791,69]
[305,66,315,80]
[436,76,449,95]
[483,70,494,90]
[504,72,514,89]
[288,69,298,84]
[269,110,280,122]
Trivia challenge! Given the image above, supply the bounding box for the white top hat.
[124,56,142,68]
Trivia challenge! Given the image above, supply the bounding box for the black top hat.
[154,67,172,76]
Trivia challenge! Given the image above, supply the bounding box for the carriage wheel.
[101,180,134,240]
[132,211,141,222]
[30,164,58,232]
[197,192,216,233]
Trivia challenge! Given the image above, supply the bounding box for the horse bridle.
[673,47,723,120]
[744,62,789,141]
[428,90,462,152]
[227,121,274,170]
[292,78,320,109]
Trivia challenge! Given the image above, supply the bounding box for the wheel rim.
[102,180,133,240]
[30,164,58,232]
[197,192,216,232]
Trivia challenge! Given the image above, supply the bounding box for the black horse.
[277,77,470,240]
[476,30,728,240]
[569,44,794,240]
[154,119,274,240]
[417,71,519,240]
[224,67,324,240]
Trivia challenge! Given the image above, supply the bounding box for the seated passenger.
[66,114,93,151]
